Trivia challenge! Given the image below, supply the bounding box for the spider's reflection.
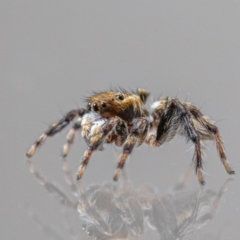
[27,160,232,240]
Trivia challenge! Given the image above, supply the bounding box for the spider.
[26,88,234,185]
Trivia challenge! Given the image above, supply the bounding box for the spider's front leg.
[113,118,148,181]
[76,117,118,180]
[26,109,87,158]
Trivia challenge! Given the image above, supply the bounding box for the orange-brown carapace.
[87,89,149,121]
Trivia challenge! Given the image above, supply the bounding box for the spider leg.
[146,98,179,147]
[152,98,205,184]
[26,109,87,158]
[187,104,235,175]
[62,119,82,157]
[173,99,207,184]
[76,118,118,180]
[113,118,148,181]
[215,132,234,174]
[194,141,205,185]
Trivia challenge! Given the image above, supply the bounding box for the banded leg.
[152,99,205,184]
[187,104,235,175]
[62,119,82,157]
[195,141,205,185]
[113,118,148,181]
[76,118,118,180]
[172,99,206,184]
[215,132,234,174]
[26,109,87,158]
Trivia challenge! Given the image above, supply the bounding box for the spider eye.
[87,103,91,111]
[93,103,99,111]
[118,94,124,100]
[101,102,107,108]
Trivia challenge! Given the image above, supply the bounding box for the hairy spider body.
[87,90,149,121]
[26,88,234,185]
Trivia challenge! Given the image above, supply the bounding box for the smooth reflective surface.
[1,1,240,239]
[26,159,234,240]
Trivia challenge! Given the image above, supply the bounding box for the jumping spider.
[26,88,234,185]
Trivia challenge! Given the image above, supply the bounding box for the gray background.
[1,1,240,239]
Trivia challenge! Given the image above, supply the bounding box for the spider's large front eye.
[118,94,124,100]
[93,103,99,111]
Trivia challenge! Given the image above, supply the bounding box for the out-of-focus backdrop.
[1,1,239,239]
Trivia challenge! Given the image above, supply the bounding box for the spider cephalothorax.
[87,89,149,121]
[26,88,234,185]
